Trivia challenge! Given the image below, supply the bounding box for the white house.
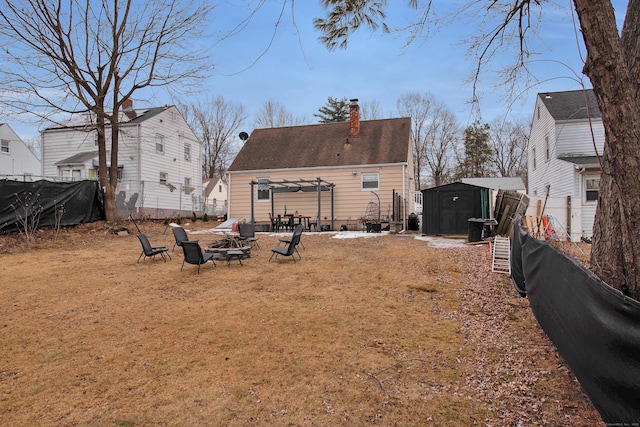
[41,101,202,218]
[203,177,227,217]
[0,123,41,180]
[528,89,603,239]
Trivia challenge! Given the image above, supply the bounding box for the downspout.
[250,181,255,224]
[402,164,407,231]
[226,173,231,218]
[137,124,143,214]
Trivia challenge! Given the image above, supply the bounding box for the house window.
[532,148,537,170]
[155,134,165,153]
[219,185,222,193]
[586,177,600,202]
[544,136,550,161]
[184,177,191,195]
[61,168,82,180]
[184,143,191,162]
[1,139,9,154]
[94,132,99,146]
[257,177,270,201]
[361,172,379,191]
[159,172,168,185]
[537,106,540,120]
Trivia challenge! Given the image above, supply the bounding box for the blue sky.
[10,1,627,143]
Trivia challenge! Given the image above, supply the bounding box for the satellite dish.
[239,131,249,141]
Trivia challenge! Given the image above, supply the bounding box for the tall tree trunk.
[575,0,640,298]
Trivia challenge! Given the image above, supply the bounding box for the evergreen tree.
[314,97,350,123]
[459,121,492,178]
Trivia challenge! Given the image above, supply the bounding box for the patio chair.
[278,223,305,251]
[238,223,260,249]
[269,224,303,262]
[181,240,216,273]
[172,226,189,251]
[269,213,281,232]
[137,234,171,263]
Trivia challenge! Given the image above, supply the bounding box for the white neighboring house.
[528,89,603,239]
[0,123,41,180]
[41,101,203,217]
[203,177,227,217]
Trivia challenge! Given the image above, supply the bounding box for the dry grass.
[0,221,602,426]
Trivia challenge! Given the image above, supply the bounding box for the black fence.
[511,217,640,425]
[0,179,103,233]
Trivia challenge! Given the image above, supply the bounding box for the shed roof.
[461,177,526,191]
[539,89,601,121]
[228,117,411,172]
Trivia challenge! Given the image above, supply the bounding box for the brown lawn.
[0,220,602,426]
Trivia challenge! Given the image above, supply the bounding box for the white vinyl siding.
[40,106,202,214]
[555,120,605,156]
[528,95,604,240]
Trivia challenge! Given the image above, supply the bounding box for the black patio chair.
[238,223,260,249]
[278,223,305,251]
[269,224,303,262]
[137,234,171,263]
[172,226,189,251]
[269,213,281,232]
[181,240,216,273]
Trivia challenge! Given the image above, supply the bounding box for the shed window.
[586,177,599,202]
[361,173,379,191]
[257,177,270,201]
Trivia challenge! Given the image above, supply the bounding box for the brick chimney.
[349,98,360,137]
[122,98,137,119]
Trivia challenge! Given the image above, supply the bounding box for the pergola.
[249,178,336,231]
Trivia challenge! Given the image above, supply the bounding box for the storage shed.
[421,182,490,235]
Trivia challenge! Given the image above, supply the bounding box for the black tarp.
[0,180,103,233]
[511,217,640,424]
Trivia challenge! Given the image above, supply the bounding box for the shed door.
[439,191,476,234]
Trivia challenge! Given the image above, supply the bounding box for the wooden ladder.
[492,236,511,275]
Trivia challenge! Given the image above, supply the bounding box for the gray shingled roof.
[228,117,411,171]
[539,89,601,120]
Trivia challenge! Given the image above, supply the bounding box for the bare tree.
[180,97,247,180]
[397,92,459,188]
[0,0,214,222]
[359,99,385,120]
[488,118,529,182]
[253,100,307,128]
[314,1,640,299]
